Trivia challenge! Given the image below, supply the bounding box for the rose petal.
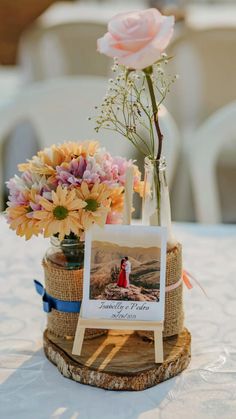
[97,32,127,57]
[152,15,175,51]
[98,9,174,69]
[108,9,162,40]
[116,40,162,70]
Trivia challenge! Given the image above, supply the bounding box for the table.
[1,217,236,419]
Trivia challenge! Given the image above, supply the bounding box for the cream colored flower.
[18,145,66,175]
[33,185,86,240]
[18,141,99,176]
[6,200,40,240]
[109,186,124,212]
[77,182,111,230]
[60,140,99,158]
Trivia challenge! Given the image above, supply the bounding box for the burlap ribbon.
[42,259,106,339]
[138,243,184,341]
[42,242,183,339]
[164,243,184,337]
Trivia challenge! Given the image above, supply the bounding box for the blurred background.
[0,0,235,224]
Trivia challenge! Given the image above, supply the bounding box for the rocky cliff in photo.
[96,283,159,302]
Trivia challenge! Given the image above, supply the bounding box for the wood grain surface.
[44,328,191,391]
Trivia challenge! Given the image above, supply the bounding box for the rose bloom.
[97,8,174,70]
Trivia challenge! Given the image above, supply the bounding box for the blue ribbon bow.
[34,280,81,313]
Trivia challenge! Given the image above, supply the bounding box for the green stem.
[132,81,155,153]
[153,160,161,226]
[145,70,163,161]
[144,67,164,225]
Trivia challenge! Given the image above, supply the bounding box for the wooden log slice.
[43,328,191,391]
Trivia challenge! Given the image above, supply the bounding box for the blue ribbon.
[34,280,81,314]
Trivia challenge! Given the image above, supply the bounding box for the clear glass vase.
[46,236,85,270]
[142,156,176,247]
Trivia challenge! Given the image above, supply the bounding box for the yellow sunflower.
[33,185,86,240]
[7,205,41,240]
[76,182,112,230]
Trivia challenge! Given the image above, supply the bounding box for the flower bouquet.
[6,140,142,338]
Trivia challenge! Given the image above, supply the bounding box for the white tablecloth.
[1,218,236,419]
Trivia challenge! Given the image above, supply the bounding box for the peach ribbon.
[182,270,193,290]
[183,269,208,297]
[165,277,183,293]
[165,270,208,297]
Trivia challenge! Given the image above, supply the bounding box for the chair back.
[19,21,111,82]
[166,27,236,136]
[0,77,180,210]
[187,100,236,223]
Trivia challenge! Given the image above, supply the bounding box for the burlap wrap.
[42,259,106,339]
[43,242,183,340]
[164,243,184,336]
[138,242,184,340]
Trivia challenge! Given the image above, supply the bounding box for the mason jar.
[43,236,106,340]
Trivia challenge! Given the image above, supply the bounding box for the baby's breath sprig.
[92,55,176,160]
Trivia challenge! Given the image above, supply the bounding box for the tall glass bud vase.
[141,156,184,338]
[142,156,176,248]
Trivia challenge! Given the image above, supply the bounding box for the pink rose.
[97,8,174,70]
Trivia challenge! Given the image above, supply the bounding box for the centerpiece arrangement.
[5,8,191,390]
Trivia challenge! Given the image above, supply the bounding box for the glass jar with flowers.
[6,140,143,339]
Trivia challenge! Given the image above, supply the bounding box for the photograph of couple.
[83,225,167,322]
[117,257,131,288]
[89,236,161,302]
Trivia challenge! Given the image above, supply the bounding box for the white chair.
[166,27,236,137]
[0,76,131,209]
[0,76,180,210]
[165,27,236,221]
[18,21,111,82]
[0,76,136,151]
[187,100,236,224]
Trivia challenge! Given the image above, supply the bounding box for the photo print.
[82,225,167,322]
